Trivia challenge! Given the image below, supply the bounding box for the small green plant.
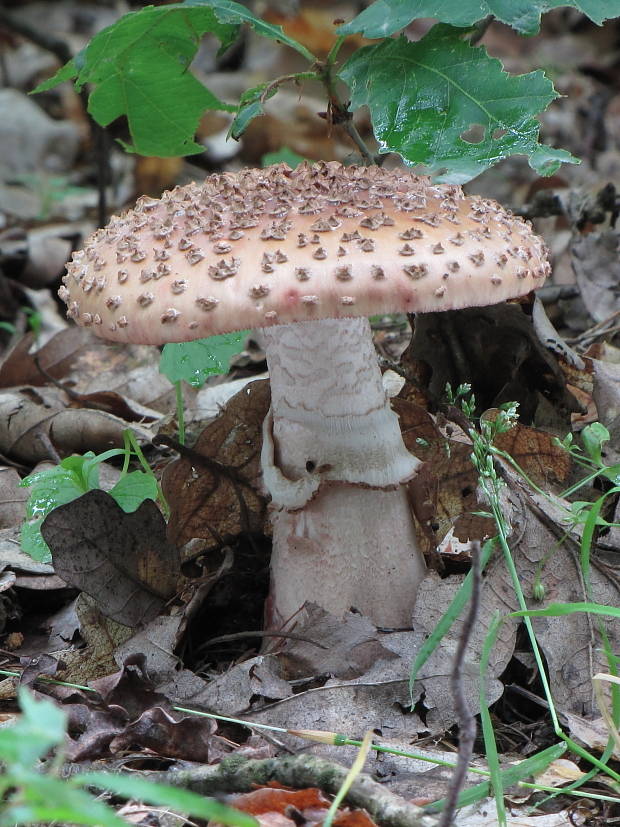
[0,689,257,827]
[0,308,42,339]
[159,331,249,444]
[409,385,620,824]
[20,431,161,562]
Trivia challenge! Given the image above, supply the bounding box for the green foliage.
[33,1,313,157]
[0,690,257,827]
[338,0,620,38]
[159,331,248,387]
[30,0,599,181]
[339,25,576,181]
[20,444,158,563]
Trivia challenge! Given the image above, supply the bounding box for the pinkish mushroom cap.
[59,162,550,343]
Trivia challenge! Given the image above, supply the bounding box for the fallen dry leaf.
[0,328,90,389]
[277,604,398,681]
[0,385,152,463]
[533,757,585,788]
[228,785,377,827]
[404,302,579,425]
[163,379,269,548]
[41,490,180,627]
[0,467,28,528]
[572,229,620,323]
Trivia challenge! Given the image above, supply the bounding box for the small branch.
[259,71,319,104]
[316,56,379,166]
[195,629,329,652]
[77,754,438,827]
[438,540,482,827]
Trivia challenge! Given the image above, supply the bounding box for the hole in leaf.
[492,127,508,140]
[305,460,316,472]
[460,123,486,144]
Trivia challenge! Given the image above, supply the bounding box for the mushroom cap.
[60,162,550,344]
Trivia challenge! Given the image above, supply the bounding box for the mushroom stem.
[259,316,426,628]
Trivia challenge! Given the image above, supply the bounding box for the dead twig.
[438,540,481,827]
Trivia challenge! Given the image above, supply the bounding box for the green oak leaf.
[338,0,620,38]
[339,25,578,182]
[33,1,313,157]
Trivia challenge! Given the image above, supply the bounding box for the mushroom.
[59,162,550,629]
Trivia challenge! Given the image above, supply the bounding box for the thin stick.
[438,541,482,827]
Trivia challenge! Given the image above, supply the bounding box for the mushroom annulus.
[59,162,550,629]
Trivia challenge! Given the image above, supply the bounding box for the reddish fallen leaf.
[229,785,377,827]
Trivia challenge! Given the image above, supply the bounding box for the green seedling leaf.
[339,24,578,182]
[581,421,610,465]
[184,0,315,59]
[20,449,155,562]
[262,147,306,167]
[0,690,66,768]
[33,1,313,157]
[76,773,258,827]
[160,332,249,387]
[109,471,158,512]
[339,0,620,38]
[20,464,91,562]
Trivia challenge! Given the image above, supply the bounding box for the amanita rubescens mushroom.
[59,162,550,628]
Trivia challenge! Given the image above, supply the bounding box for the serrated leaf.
[184,0,315,60]
[159,332,249,387]
[339,25,578,182]
[33,1,314,157]
[31,58,78,93]
[338,0,620,38]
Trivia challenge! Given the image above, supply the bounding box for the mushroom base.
[268,483,425,628]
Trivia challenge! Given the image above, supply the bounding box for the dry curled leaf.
[0,386,152,463]
[41,490,180,627]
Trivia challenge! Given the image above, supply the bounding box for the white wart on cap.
[59,162,550,344]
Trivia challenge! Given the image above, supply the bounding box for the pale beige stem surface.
[260,317,425,627]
